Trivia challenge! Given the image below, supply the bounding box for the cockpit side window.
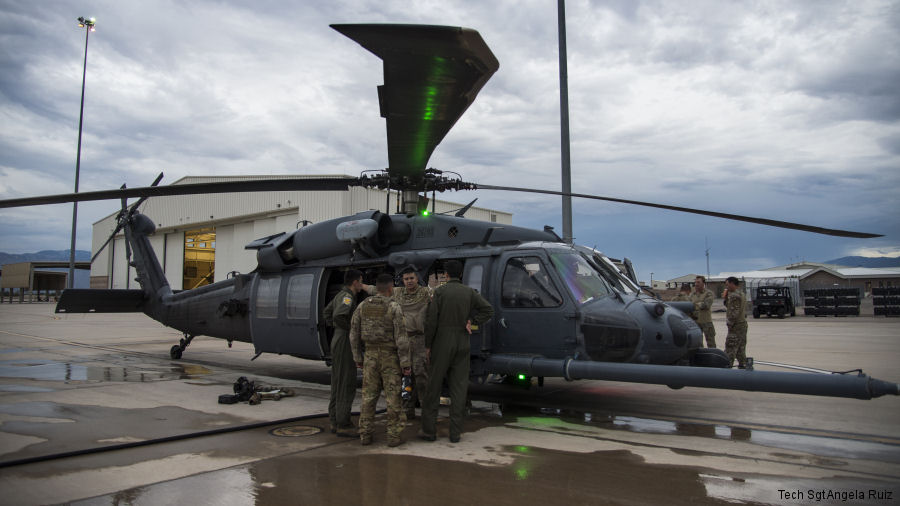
[501,256,563,308]
[550,252,613,304]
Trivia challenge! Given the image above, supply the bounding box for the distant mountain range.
[825,256,900,268]
[0,250,91,265]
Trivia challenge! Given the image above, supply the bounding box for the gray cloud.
[0,0,897,282]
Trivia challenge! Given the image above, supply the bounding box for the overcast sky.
[1,0,898,282]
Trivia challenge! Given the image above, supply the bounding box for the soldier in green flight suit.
[722,276,749,368]
[323,269,369,437]
[419,260,494,443]
[350,273,410,446]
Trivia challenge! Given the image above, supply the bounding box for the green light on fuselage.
[421,210,430,216]
[517,374,526,381]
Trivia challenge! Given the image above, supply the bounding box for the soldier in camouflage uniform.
[392,266,433,420]
[350,273,410,446]
[690,276,717,348]
[671,284,691,301]
[722,276,748,368]
[323,269,368,437]
[419,260,493,443]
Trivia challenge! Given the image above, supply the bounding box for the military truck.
[753,286,796,318]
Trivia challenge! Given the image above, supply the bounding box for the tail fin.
[124,212,173,304]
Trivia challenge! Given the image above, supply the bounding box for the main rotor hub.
[355,168,477,214]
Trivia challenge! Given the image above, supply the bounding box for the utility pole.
[705,236,710,279]
[68,16,96,289]
[557,0,573,243]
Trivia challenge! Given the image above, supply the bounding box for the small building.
[0,261,90,302]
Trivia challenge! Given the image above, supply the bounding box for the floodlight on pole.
[68,16,95,289]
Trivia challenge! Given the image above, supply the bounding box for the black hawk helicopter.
[2,24,896,400]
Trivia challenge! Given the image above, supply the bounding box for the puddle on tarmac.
[0,360,212,383]
[497,404,900,464]
[73,445,728,506]
[0,385,56,393]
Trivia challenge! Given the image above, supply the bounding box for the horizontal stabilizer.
[55,289,146,313]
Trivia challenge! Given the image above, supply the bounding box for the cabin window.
[501,256,563,308]
[464,264,484,292]
[286,274,314,319]
[255,277,280,319]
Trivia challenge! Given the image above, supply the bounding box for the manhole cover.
[270,425,322,437]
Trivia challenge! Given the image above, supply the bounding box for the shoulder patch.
[342,296,353,306]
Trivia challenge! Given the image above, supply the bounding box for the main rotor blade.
[476,184,882,239]
[332,24,499,186]
[0,177,353,209]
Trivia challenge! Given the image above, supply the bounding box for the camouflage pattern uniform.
[671,292,690,302]
[323,286,358,432]
[392,284,433,418]
[421,280,493,441]
[724,289,748,368]
[349,293,409,443]
[690,288,717,348]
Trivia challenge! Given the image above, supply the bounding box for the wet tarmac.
[1,304,898,505]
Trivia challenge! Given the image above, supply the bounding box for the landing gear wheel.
[753,307,760,318]
[170,345,183,360]
[777,307,786,319]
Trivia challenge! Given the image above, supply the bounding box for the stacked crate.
[873,287,900,317]
[804,288,860,316]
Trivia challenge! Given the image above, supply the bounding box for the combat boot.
[360,434,373,446]
[388,437,402,447]
[335,425,357,438]
[417,429,435,442]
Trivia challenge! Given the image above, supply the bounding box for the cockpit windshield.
[549,252,613,305]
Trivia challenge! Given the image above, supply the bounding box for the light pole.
[650,272,654,288]
[68,16,95,289]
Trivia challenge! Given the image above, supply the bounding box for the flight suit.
[420,279,494,441]
[349,294,409,444]
[690,288,717,348]
[324,286,358,432]
[724,289,748,368]
[392,284,433,418]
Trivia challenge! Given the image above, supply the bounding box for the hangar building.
[91,175,512,290]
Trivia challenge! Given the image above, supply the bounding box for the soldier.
[690,276,717,348]
[722,276,748,368]
[419,260,493,443]
[323,269,368,437]
[349,273,410,446]
[392,266,433,420]
[672,284,691,301]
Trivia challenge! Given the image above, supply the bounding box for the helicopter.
[1,24,896,400]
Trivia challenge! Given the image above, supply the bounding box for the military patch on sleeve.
[342,296,352,306]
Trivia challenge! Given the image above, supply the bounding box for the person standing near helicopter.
[324,269,369,437]
[690,275,717,348]
[722,276,748,368]
[419,260,493,443]
[350,273,410,446]
[392,265,433,420]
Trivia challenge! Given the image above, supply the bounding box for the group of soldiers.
[323,260,493,447]
[672,275,748,368]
